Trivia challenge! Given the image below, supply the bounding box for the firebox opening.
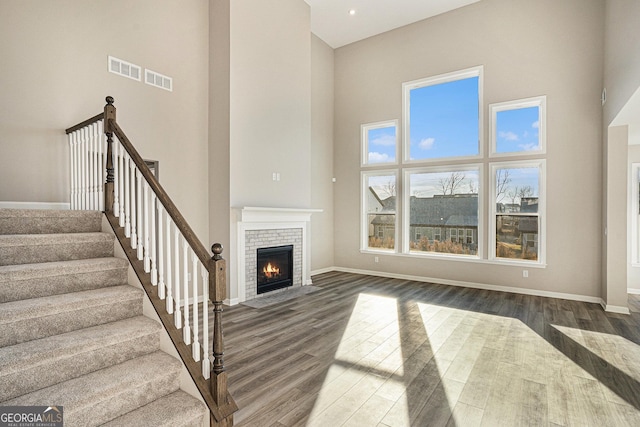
[256,245,293,294]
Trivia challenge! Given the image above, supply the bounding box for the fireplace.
[256,245,293,294]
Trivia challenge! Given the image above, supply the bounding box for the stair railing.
[65,97,237,426]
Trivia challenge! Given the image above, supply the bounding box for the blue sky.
[496,106,540,153]
[367,126,396,163]
[409,76,479,160]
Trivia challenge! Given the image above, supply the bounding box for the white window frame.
[402,66,483,164]
[402,163,483,259]
[361,169,400,253]
[489,160,546,265]
[490,96,546,158]
[361,120,399,167]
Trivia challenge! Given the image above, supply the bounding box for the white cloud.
[532,120,540,129]
[499,131,519,141]
[368,152,391,163]
[518,142,539,151]
[370,134,396,146]
[418,137,435,150]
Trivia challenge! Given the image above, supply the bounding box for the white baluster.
[165,215,173,313]
[174,228,182,328]
[124,152,131,237]
[87,125,94,210]
[98,121,105,212]
[136,170,143,259]
[150,193,158,285]
[201,265,210,379]
[112,125,119,217]
[68,132,76,209]
[191,253,200,361]
[80,127,87,210]
[183,241,191,344]
[143,181,150,270]
[91,123,98,209]
[130,160,137,249]
[118,141,125,225]
[156,202,163,294]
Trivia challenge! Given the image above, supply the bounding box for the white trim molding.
[599,299,631,315]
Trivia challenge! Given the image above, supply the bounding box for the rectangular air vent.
[145,69,173,92]
[108,56,141,81]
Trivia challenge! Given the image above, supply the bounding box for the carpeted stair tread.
[0,208,102,234]
[0,285,143,346]
[102,390,208,427]
[2,351,182,427]
[0,257,129,303]
[0,316,161,402]
[0,232,114,265]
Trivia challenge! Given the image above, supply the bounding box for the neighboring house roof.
[371,194,478,227]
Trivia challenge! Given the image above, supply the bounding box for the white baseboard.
[224,297,240,306]
[0,201,70,210]
[628,288,640,295]
[599,299,631,314]
[313,266,603,305]
[311,267,335,276]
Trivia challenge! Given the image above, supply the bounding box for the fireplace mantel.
[229,207,322,305]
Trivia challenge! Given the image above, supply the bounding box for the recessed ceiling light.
[348,9,356,16]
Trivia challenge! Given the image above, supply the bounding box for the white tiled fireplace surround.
[230,207,321,305]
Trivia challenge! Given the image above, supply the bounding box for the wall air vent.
[108,56,141,81]
[145,69,173,92]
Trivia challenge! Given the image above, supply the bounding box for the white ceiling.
[305,0,481,48]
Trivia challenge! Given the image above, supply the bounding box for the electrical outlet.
[523,270,528,278]
[374,256,379,263]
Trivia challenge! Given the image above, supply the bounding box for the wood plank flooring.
[221,272,640,426]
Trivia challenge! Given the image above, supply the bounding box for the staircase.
[0,208,208,426]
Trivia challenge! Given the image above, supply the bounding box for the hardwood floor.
[222,272,640,426]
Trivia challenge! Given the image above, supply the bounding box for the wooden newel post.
[209,243,230,410]
[103,96,116,213]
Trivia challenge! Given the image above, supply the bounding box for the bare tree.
[496,169,511,202]
[438,172,466,195]
[468,180,477,194]
[518,185,534,199]
[379,179,396,199]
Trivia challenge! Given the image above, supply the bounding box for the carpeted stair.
[0,208,208,426]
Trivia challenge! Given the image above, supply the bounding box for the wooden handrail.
[66,97,236,426]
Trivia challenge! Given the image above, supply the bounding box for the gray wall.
[333,0,605,298]
[0,0,211,242]
[310,35,335,271]
[228,0,312,209]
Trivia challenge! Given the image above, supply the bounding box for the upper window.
[490,96,546,156]
[403,67,482,162]
[362,120,398,166]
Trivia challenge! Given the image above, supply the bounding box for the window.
[490,161,545,263]
[362,172,397,251]
[403,67,482,162]
[490,96,546,156]
[362,121,398,166]
[404,167,480,256]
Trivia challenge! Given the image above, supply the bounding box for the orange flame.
[263,262,280,278]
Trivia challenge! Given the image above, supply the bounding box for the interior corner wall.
[333,0,605,298]
[606,126,629,307]
[209,0,231,255]
[228,0,312,209]
[310,34,335,271]
[628,142,640,290]
[0,0,210,242]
